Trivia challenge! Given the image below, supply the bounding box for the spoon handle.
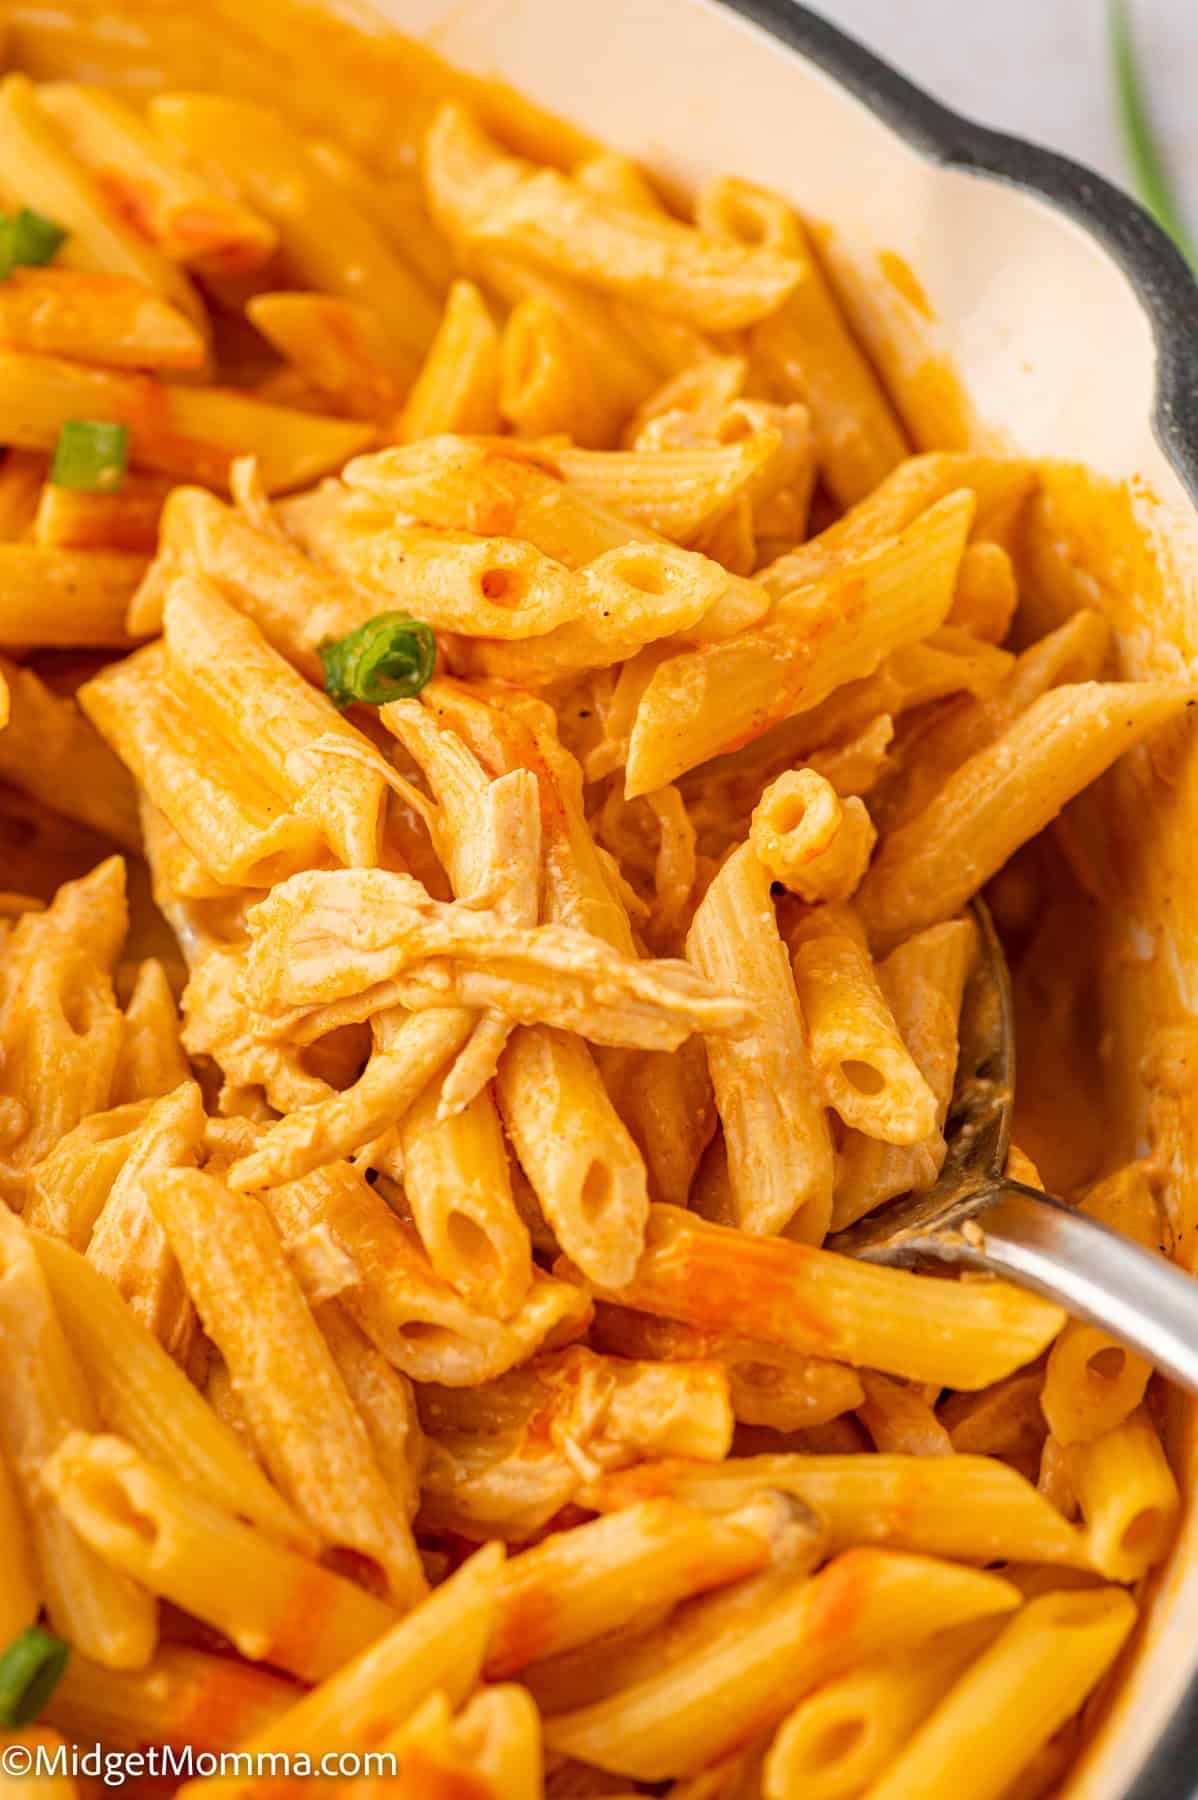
[944,1180,1198,1393]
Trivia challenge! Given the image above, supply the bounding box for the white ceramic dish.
[10,0,1198,1789]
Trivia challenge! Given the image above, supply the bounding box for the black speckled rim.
[709,3,1198,1796]
[713,0,1198,511]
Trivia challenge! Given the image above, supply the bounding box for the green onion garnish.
[1110,0,1196,268]
[50,420,130,494]
[10,209,67,268]
[0,1629,70,1728]
[0,208,67,279]
[319,612,436,710]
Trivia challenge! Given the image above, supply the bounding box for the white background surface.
[811,0,1198,242]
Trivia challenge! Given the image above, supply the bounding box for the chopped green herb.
[319,612,436,710]
[0,208,67,278]
[1110,0,1196,267]
[10,209,67,268]
[50,420,130,494]
[0,1629,70,1729]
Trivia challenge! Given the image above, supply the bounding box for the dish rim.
[710,2,1198,1794]
[713,0,1198,513]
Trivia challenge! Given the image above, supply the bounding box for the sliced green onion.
[319,612,437,710]
[0,208,67,279]
[0,1629,70,1728]
[10,208,67,268]
[1110,0,1196,267]
[50,420,130,494]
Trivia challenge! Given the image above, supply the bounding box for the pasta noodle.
[686,843,834,1241]
[0,35,1187,1798]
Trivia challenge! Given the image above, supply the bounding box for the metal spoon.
[828,898,1198,1392]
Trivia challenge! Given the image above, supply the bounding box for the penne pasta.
[476,248,660,426]
[44,1645,299,1753]
[0,268,204,369]
[488,1499,771,1677]
[37,80,277,277]
[1040,1165,1160,1445]
[496,1025,650,1289]
[0,1442,40,1644]
[0,655,140,849]
[418,1347,732,1538]
[33,471,170,552]
[789,903,937,1144]
[84,1080,205,1365]
[343,436,653,568]
[626,489,975,795]
[246,292,409,423]
[149,93,442,359]
[872,607,1113,835]
[162,572,387,867]
[398,1078,532,1318]
[402,278,501,441]
[305,139,455,298]
[45,1431,396,1680]
[0,544,145,647]
[763,1619,999,1800]
[257,1159,591,1388]
[560,1205,1065,1389]
[111,959,191,1105]
[500,293,622,447]
[0,856,127,1193]
[186,1541,503,1780]
[0,349,375,492]
[858,680,1195,949]
[0,448,45,539]
[135,482,377,669]
[575,150,669,217]
[832,918,976,1229]
[426,104,801,330]
[543,1550,1020,1780]
[860,1589,1136,1800]
[312,1301,425,1521]
[857,1371,954,1457]
[591,1305,865,1432]
[687,843,834,1240]
[0,1206,157,1669]
[526,1496,823,1719]
[1071,1408,1181,1582]
[33,1231,315,1551]
[24,1100,155,1248]
[750,769,876,904]
[697,176,908,506]
[80,643,324,888]
[589,1450,1089,1567]
[947,538,1019,642]
[556,436,782,544]
[145,1167,427,1608]
[0,73,205,328]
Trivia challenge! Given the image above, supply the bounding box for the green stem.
[1110,0,1196,268]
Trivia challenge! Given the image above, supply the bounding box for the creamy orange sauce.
[487,1580,557,1675]
[5,0,596,175]
[878,249,934,322]
[93,167,162,242]
[173,1661,299,1751]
